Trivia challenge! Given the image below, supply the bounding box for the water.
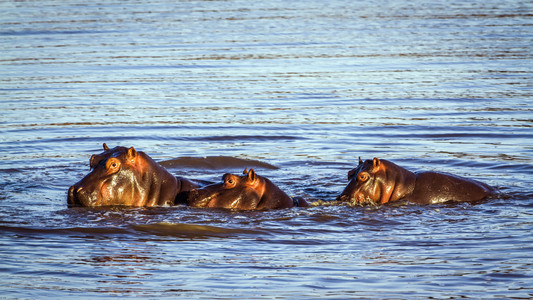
[1,0,532,298]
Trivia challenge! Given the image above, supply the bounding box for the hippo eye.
[105,158,120,171]
[358,172,369,182]
[227,179,234,184]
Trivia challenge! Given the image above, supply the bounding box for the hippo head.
[67,143,177,207]
[186,169,262,209]
[337,157,376,205]
[336,157,416,206]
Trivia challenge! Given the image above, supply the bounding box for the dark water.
[1,0,532,298]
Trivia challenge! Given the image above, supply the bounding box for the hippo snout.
[67,184,93,207]
[67,185,79,206]
[183,187,220,208]
[336,194,348,202]
[336,193,370,206]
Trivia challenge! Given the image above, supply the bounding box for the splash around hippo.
[68,143,199,207]
[186,168,309,210]
[337,157,494,206]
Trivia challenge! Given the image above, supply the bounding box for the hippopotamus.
[68,143,199,207]
[337,157,494,206]
[186,168,309,210]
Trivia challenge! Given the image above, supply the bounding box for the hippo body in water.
[186,169,309,210]
[337,157,494,206]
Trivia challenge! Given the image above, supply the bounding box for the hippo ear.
[89,154,96,169]
[103,143,109,150]
[358,157,363,165]
[373,157,380,168]
[246,169,256,182]
[243,168,248,174]
[127,147,137,159]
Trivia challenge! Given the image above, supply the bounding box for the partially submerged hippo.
[337,157,494,206]
[186,168,309,210]
[68,143,199,207]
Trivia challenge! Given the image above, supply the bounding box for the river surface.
[1,0,532,299]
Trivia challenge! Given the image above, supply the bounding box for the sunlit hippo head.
[336,157,417,206]
[186,168,307,210]
[337,156,494,206]
[67,143,178,207]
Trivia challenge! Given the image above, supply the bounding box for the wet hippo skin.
[337,157,494,205]
[186,168,309,210]
[68,143,199,207]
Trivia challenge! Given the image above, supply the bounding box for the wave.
[0,225,133,236]
[160,156,279,170]
[188,135,303,141]
[0,30,121,36]
[0,223,269,240]
[133,222,269,239]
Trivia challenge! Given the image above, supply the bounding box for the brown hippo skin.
[337,157,494,205]
[186,168,309,210]
[68,143,199,207]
